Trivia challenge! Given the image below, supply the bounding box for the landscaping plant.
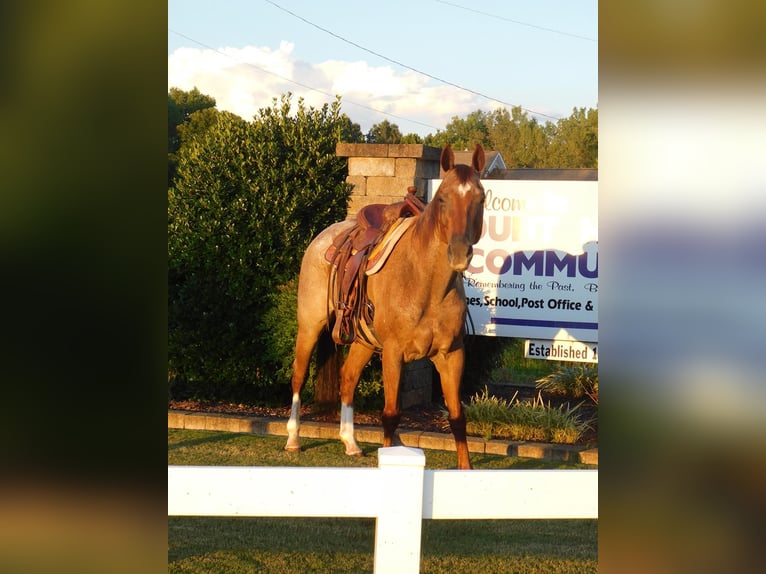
[536,363,598,405]
[461,386,591,444]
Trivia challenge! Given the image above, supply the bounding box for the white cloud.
[168,43,486,136]
[319,60,417,98]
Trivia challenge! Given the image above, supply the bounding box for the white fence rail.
[168,446,598,573]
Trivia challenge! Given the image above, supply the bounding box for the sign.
[428,179,598,342]
[525,339,598,363]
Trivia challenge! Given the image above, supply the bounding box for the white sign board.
[429,179,598,343]
[525,339,598,363]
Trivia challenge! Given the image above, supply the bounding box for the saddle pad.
[365,216,416,276]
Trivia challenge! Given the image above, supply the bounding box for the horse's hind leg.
[432,348,473,469]
[338,343,374,456]
[285,324,325,452]
[285,221,350,452]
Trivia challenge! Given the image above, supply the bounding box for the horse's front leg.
[338,343,374,456]
[380,350,404,447]
[432,348,472,469]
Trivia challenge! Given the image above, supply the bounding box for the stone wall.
[335,143,443,407]
[335,143,441,219]
[400,360,435,409]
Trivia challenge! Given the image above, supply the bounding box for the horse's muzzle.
[448,240,474,272]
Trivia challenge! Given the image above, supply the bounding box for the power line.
[436,0,597,43]
[263,0,560,121]
[168,28,442,132]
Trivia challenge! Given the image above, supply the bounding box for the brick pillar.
[334,143,441,407]
[335,143,441,219]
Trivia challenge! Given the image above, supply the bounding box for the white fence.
[168,446,598,573]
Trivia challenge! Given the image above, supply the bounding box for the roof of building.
[438,148,597,180]
[488,168,598,181]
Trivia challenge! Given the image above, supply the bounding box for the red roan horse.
[285,144,485,469]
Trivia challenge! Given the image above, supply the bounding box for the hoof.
[383,434,402,448]
[284,443,301,453]
[345,448,365,457]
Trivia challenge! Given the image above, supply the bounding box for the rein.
[463,283,476,336]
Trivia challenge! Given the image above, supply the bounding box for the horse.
[284,143,485,469]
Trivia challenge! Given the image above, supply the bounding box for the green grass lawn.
[168,430,597,573]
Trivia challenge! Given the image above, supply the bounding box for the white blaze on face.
[457,182,471,196]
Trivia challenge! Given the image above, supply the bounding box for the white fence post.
[374,446,426,574]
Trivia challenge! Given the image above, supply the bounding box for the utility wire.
[436,0,597,43]
[263,0,560,121]
[168,28,442,132]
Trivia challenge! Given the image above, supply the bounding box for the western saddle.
[325,187,426,350]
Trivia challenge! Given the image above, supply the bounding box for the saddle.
[325,187,426,349]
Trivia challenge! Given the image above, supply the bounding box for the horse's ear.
[440,144,454,173]
[472,144,486,174]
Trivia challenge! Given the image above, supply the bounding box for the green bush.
[484,338,557,386]
[462,336,506,393]
[258,279,303,390]
[258,278,384,411]
[536,364,598,405]
[463,337,563,394]
[461,387,591,444]
[353,356,385,412]
[168,93,352,403]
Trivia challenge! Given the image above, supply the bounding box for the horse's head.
[433,143,486,272]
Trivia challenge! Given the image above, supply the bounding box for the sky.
[168,0,597,138]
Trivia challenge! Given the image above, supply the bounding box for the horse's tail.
[313,327,340,413]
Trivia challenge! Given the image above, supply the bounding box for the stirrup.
[331,308,355,345]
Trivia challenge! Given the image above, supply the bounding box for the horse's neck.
[407,221,458,298]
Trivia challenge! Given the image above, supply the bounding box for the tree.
[426,111,491,151]
[486,107,521,166]
[420,105,597,169]
[366,119,402,143]
[545,107,598,168]
[338,115,365,143]
[168,87,217,186]
[401,133,423,144]
[176,107,226,147]
[168,93,352,403]
[488,106,549,168]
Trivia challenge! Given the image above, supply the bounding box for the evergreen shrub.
[168,94,351,403]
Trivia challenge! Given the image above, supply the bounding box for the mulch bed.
[169,384,598,445]
[168,399,453,434]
